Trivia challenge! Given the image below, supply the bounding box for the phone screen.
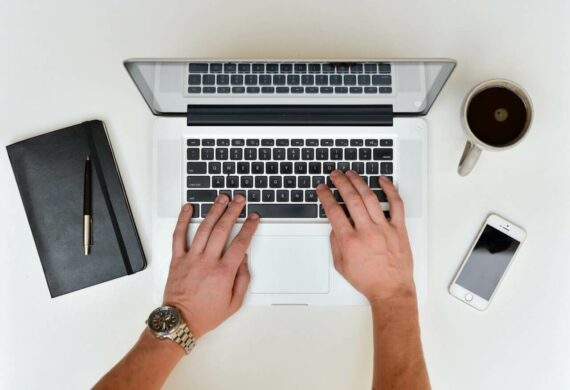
[456,225,520,300]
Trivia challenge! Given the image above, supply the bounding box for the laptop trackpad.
[249,236,330,294]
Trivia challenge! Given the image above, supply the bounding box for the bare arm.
[94,195,259,389]
[317,171,430,390]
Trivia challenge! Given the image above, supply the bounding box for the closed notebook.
[6,120,146,297]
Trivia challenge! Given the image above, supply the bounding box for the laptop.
[124,58,455,305]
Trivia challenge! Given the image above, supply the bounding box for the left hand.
[163,194,259,339]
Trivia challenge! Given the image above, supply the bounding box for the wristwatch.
[146,306,196,354]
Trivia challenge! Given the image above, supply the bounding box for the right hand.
[316,171,416,304]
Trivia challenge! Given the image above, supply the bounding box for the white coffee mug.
[458,79,533,176]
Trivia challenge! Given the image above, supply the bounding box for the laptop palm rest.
[249,235,330,294]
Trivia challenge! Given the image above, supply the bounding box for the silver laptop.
[125,58,455,305]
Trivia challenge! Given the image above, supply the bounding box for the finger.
[190,194,230,253]
[345,171,386,224]
[204,195,247,258]
[229,256,250,313]
[379,176,405,226]
[172,203,193,258]
[330,230,344,274]
[329,170,372,227]
[222,213,260,269]
[316,183,353,236]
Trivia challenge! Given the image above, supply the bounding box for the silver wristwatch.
[146,306,196,354]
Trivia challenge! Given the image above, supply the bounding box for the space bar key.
[248,204,318,218]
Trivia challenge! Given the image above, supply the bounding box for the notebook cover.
[6,120,146,297]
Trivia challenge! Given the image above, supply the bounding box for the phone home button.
[465,293,474,302]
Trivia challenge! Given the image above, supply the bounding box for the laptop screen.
[124,59,455,117]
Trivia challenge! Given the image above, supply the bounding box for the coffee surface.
[467,87,527,147]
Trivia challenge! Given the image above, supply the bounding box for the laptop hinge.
[186,105,393,126]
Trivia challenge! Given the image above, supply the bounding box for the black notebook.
[7,120,146,297]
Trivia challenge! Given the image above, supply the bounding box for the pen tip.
[86,155,90,161]
[85,247,89,256]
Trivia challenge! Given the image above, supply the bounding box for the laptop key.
[217,87,230,94]
[252,162,264,174]
[302,148,314,160]
[266,64,279,73]
[202,74,215,85]
[365,139,378,146]
[337,162,350,172]
[291,87,304,93]
[373,148,393,160]
[252,64,265,73]
[261,87,275,93]
[189,63,208,73]
[201,148,214,160]
[298,176,311,188]
[291,190,303,202]
[380,139,394,146]
[323,162,335,173]
[358,75,371,85]
[232,139,245,146]
[273,148,286,160]
[247,139,260,146]
[359,148,371,160]
[202,139,215,146]
[309,63,321,73]
[217,139,230,146]
[245,148,257,160]
[345,148,357,160]
[232,87,245,93]
[321,139,334,146]
[335,139,348,146]
[266,162,278,174]
[305,190,318,202]
[248,190,261,202]
[217,75,229,85]
[379,87,392,94]
[188,75,201,85]
[227,176,239,188]
[255,176,268,188]
[259,148,271,160]
[259,75,272,85]
[276,87,289,93]
[241,176,254,188]
[378,63,391,73]
[230,148,243,160]
[370,176,381,188]
[365,87,378,94]
[245,75,257,85]
[306,87,319,93]
[372,75,392,85]
[330,75,342,85]
[188,87,201,93]
[372,190,387,202]
[335,87,348,94]
[316,148,329,160]
[366,162,379,174]
[277,190,289,202]
[291,139,304,146]
[350,87,363,94]
[249,204,318,218]
[212,176,225,188]
[344,75,356,85]
[301,75,314,85]
[381,162,393,174]
[216,148,229,160]
[231,75,243,85]
[210,63,223,73]
[312,176,325,187]
[187,161,206,174]
[280,64,293,73]
[280,162,292,174]
[316,75,328,85]
[269,176,282,188]
[306,139,319,146]
[187,190,217,202]
[322,64,335,73]
[237,162,250,174]
[187,148,200,160]
[203,87,216,93]
[294,64,307,73]
[294,162,307,174]
[224,63,237,73]
[309,162,321,174]
[284,176,296,188]
[273,75,286,85]
[261,139,274,146]
[352,162,364,174]
[238,64,251,73]
[350,64,363,73]
[330,148,343,160]
[287,75,300,85]
[364,63,377,73]
[208,162,221,174]
[287,148,300,160]
[320,87,333,94]
[223,162,235,174]
[262,190,275,202]
[187,139,200,146]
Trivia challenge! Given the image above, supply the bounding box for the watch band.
[171,323,196,354]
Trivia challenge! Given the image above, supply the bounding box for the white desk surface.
[1,1,569,389]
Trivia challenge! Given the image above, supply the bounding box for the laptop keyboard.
[187,62,392,95]
[185,138,394,219]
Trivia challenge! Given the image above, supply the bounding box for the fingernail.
[380,175,387,182]
[316,183,326,191]
[346,170,355,176]
[183,203,191,211]
[216,195,229,204]
[234,194,246,203]
[249,212,260,220]
[331,170,340,177]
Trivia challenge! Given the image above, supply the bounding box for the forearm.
[370,291,430,390]
[93,329,184,390]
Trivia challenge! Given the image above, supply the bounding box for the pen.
[83,155,92,255]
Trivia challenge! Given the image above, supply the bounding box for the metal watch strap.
[172,323,196,354]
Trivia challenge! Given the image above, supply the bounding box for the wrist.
[369,284,418,312]
[139,329,186,360]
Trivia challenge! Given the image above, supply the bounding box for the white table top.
[1,1,569,389]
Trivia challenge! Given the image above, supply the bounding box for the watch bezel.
[147,306,181,338]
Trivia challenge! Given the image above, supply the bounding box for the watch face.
[148,307,180,334]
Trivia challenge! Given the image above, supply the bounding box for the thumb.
[230,255,250,313]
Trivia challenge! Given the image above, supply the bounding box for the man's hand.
[163,194,259,339]
[316,171,415,304]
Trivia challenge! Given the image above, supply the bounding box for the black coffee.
[466,87,528,147]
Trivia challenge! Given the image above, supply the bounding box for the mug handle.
[457,141,482,176]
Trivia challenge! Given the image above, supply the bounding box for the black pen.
[83,155,92,255]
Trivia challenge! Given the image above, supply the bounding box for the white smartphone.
[449,214,526,310]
